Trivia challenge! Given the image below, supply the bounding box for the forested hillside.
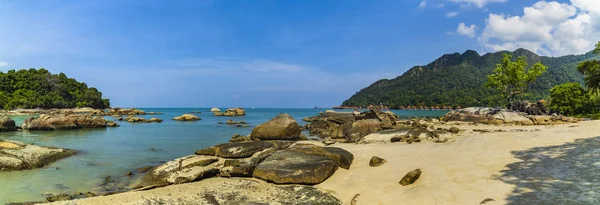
[0,68,110,109]
[342,49,597,108]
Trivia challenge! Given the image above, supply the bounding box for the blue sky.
[0,0,598,108]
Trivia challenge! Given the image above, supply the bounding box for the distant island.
[0,68,110,109]
[342,49,597,108]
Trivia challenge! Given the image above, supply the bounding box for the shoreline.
[34,120,600,204]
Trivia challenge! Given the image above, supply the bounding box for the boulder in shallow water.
[250,114,301,141]
[0,140,77,171]
[223,108,246,116]
[0,116,17,132]
[148,118,163,123]
[210,107,221,112]
[22,114,107,130]
[173,114,201,121]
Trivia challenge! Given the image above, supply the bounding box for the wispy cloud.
[419,0,427,8]
[446,12,459,18]
[447,0,508,9]
[0,61,7,67]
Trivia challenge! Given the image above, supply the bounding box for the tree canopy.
[549,82,590,115]
[486,54,547,105]
[0,68,110,110]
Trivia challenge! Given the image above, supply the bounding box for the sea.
[0,108,448,204]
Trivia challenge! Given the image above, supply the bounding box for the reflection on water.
[0,108,447,203]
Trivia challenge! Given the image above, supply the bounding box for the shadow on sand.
[495,136,600,205]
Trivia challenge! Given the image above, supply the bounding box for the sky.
[0,0,599,108]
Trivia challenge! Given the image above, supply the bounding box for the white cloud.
[476,0,600,56]
[0,61,7,67]
[419,0,427,8]
[448,0,507,8]
[446,12,459,18]
[457,23,477,38]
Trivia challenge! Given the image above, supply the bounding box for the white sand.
[317,121,600,205]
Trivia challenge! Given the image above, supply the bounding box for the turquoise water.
[0,108,447,204]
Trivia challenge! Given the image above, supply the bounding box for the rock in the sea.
[223,108,245,116]
[399,169,422,186]
[343,119,382,143]
[22,114,108,130]
[0,140,77,171]
[369,156,386,167]
[106,120,119,127]
[173,114,201,121]
[210,107,221,112]
[135,155,220,187]
[127,117,148,123]
[0,116,17,132]
[250,114,301,141]
[148,118,163,123]
[252,150,338,185]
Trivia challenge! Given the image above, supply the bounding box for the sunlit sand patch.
[0,141,23,149]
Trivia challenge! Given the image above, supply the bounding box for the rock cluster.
[124,116,163,123]
[21,114,111,130]
[443,107,578,125]
[304,108,402,143]
[213,108,245,116]
[135,114,353,189]
[0,116,17,132]
[0,140,77,171]
[91,108,147,116]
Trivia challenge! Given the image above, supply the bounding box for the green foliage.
[486,54,547,105]
[577,41,600,93]
[549,82,591,115]
[342,49,592,108]
[0,68,110,110]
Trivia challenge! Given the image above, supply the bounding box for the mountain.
[0,68,110,109]
[342,49,598,108]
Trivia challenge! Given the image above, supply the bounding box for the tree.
[577,41,600,93]
[486,54,548,106]
[549,82,591,115]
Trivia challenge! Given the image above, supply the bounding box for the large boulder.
[0,116,17,132]
[173,114,201,121]
[213,141,276,158]
[210,108,221,112]
[444,107,496,122]
[0,140,77,171]
[135,155,221,188]
[489,111,534,125]
[286,143,354,169]
[343,119,382,142]
[252,150,338,185]
[223,108,245,116]
[250,114,301,140]
[22,114,107,130]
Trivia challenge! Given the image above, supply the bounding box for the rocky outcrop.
[223,108,245,116]
[210,108,221,112]
[343,119,382,142]
[304,109,403,142]
[92,108,147,116]
[172,114,201,121]
[250,114,301,141]
[443,107,577,125]
[0,140,77,171]
[0,116,17,132]
[21,114,108,130]
[138,141,353,188]
[508,100,548,115]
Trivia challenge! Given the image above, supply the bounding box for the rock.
[325,110,336,113]
[210,108,221,112]
[213,112,225,116]
[223,108,245,116]
[226,120,235,124]
[106,120,119,127]
[125,171,133,176]
[480,198,495,204]
[213,141,276,158]
[194,147,216,156]
[173,114,201,121]
[127,117,148,123]
[390,135,404,142]
[253,150,338,185]
[46,193,72,202]
[135,155,221,187]
[230,134,252,143]
[250,114,301,141]
[286,144,354,169]
[104,108,146,116]
[148,118,163,123]
[137,166,153,173]
[529,115,553,125]
[399,169,422,186]
[449,127,460,134]
[369,156,386,167]
[0,116,17,132]
[0,140,77,171]
[22,114,108,130]
[343,119,382,142]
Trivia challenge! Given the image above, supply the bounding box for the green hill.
[342,49,598,108]
[0,68,110,109]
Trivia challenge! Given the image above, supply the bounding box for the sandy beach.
[45,120,600,205]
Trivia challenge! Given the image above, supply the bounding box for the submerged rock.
[0,140,77,171]
[173,114,201,121]
[250,114,301,141]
